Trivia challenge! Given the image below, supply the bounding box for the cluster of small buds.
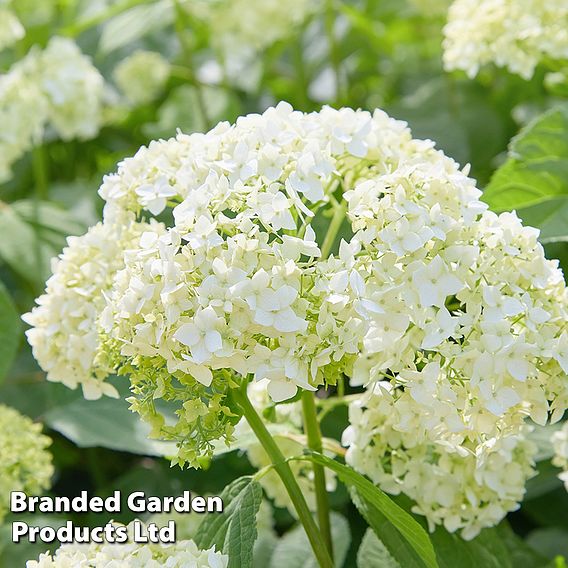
[26,522,228,568]
[113,50,171,106]
[552,422,568,491]
[0,36,105,181]
[0,404,53,524]
[443,0,568,79]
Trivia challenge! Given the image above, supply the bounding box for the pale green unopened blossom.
[0,8,24,52]
[0,404,53,524]
[443,0,568,79]
[552,422,568,491]
[113,50,171,106]
[26,522,228,568]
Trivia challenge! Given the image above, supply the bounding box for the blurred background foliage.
[0,0,567,566]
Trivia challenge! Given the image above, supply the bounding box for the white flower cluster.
[24,217,158,400]
[0,7,24,52]
[343,386,537,539]
[0,404,53,524]
[443,0,568,79]
[113,50,171,106]
[552,422,568,491]
[26,100,568,541]
[236,380,336,513]
[26,523,227,568]
[0,36,105,181]
[184,0,318,52]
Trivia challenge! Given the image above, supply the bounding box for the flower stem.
[233,385,334,568]
[321,200,347,259]
[301,391,334,560]
[324,0,342,105]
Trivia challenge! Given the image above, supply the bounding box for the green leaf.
[429,526,512,568]
[0,281,20,383]
[357,528,401,568]
[270,512,351,568]
[484,105,568,211]
[517,197,568,244]
[306,452,438,568]
[527,528,568,562]
[351,488,426,568]
[195,476,263,568]
[98,0,174,55]
[43,381,174,457]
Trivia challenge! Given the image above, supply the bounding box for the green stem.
[32,146,48,281]
[173,0,211,131]
[301,391,333,560]
[324,0,342,105]
[320,200,347,259]
[61,0,153,37]
[293,31,310,110]
[233,386,334,568]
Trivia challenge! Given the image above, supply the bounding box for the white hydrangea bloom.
[0,404,53,524]
[0,36,105,181]
[0,8,24,52]
[443,0,568,79]
[343,384,537,539]
[27,103,568,488]
[113,50,171,106]
[185,0,319,52]
[32,36,105,140]
[0,67,47,181]
[26,523,228,568]
[552,422,568,491]
[23,217,161,400]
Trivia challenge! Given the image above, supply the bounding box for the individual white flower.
[552,422,568,491]
[0,404,53,524]
[443,0,568,79]
[113,50,171,106]
[26,522,228,568]
[0,8,24,52]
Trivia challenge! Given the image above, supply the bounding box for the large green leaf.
[270,512,351,568]
[195,476,263,568]
[99,0,174,54]
[43,382,174,457]
[357,528,401,568]
[306,452,438,568]
[517,197,568,244]
[483,105,568,211]
[0,281,20,383]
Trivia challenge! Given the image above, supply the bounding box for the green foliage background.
[0,0,567,566]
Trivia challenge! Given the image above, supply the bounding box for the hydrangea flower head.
[26,523,228,568]
[26,102,568,508]
[0,404,53,524]
[443,0,568,79]
[113,50,171,106]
